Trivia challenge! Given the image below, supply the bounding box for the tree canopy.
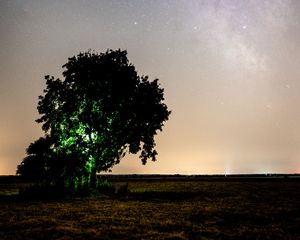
[17,49,170,190]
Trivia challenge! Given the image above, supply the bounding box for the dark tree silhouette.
[17,136,53,182]
[17,49,170,190]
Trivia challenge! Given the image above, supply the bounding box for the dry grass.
[0,178,299,239]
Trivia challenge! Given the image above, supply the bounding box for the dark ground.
[0,175,299,240]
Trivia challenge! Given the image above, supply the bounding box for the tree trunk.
[90,167,96,189]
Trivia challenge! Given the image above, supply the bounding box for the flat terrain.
[0,175,299,239]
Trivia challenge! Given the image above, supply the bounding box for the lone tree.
[17,49,170,191]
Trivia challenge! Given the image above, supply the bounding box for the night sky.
[1,0,300,175]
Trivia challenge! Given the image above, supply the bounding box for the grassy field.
[0,176,299,239]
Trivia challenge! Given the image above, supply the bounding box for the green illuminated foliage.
[17,49,170,191]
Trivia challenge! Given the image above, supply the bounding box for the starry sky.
[1,0,300,175]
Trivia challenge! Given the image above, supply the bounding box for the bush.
[116,183,130,196]
[18,183,69,199]
[97,179,116,195]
